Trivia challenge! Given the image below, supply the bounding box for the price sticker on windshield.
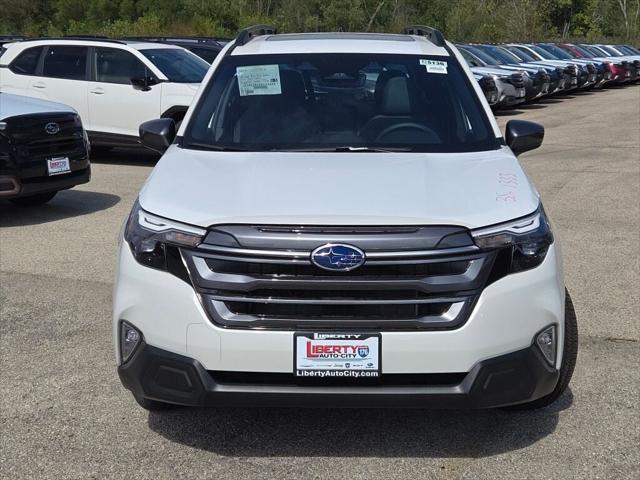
[237,64,282,96]
[420,59,448,74]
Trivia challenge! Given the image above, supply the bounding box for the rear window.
[42,46,87,80]
[9,46,43,75]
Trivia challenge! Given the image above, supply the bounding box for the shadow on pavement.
[493,109,524,117]
[0,189,120,227]
[519,103,547,110]
[148,389,573,458]
[89,147,160,167]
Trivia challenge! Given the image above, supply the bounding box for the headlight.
[471,206,553,273]
[124,200,206,270]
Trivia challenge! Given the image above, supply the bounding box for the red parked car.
[556,43,627,85]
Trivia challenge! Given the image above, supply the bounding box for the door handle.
[90,88,105,95]
[32,82,46,89]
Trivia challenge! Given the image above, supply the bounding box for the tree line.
[1,0,638,43]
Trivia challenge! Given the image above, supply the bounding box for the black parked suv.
[0,93,90,205]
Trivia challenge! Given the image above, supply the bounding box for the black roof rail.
[235,25,277,47]
[6,36,127,45]
[122,36,226,46]
[403,25,445,47]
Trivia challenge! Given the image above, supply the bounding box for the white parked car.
[114,26,578,411]
[0,38,210,148]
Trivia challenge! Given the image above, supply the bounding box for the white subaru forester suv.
[0,38,210,148]
[114,26,578,411]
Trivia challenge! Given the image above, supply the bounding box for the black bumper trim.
[118,340,559,409]
[2,167,91,199]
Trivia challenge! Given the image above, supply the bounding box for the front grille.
[507,73,525,88]
[181,225,497,331]
[4,112,86,162]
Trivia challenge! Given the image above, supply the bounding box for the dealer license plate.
[517,88,526,98]
[47,157,70,176]
[294,333,380,379]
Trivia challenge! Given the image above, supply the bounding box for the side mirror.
[139,118,176,154]
[505,120,544,155]
[130,76,157,92]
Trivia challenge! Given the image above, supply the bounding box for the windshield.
[539,44,572,60]
[565,45,590,58]
[478,45,519,64]
[527,45,558,60]
[599,45,622,56]
[580,45,602,57]
[464,46,503,65]
[506,46,536,62]
[185,53,497,153]
[140,48,209,83]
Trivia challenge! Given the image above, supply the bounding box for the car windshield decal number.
[420,59,448,74]
[236,64,282,96]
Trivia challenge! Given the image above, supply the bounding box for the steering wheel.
[375,122,438,142]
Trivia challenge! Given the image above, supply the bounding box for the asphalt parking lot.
[1,85,639,479]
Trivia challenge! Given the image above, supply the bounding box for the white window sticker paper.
[236,64,281,96]
[420,59,448,74]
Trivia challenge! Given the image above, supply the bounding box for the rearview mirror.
[139,118,176,154]
[130,76,157,91]
[505,120,544,155]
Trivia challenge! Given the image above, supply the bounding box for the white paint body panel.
[113,243,565,372]
[139,145,538,230]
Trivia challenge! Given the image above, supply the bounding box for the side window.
[42,46,87,80]
[95,48,147,84]
[9,46,44,75]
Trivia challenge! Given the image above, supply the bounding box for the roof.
[230,32,449,56]
[0,38,183,51]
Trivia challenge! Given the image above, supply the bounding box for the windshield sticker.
[237,64,281,96]
[420,59,448,74]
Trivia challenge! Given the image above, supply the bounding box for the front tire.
[506,289,578,410]
[10,191,57,206]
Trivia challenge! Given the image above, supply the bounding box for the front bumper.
[118,339,559,409]
[114,235,566,409]
[0,166,91,199]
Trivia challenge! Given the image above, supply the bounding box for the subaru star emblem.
[45,122,60,135]
[310,243,365,272]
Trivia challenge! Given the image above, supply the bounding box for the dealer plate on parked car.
[517,88,526,97]
[47,157,71,176]
[294,333,381,378]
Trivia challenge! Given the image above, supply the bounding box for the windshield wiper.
[276,146,413,153]
[185,142,249,151]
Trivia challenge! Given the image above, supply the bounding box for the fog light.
[536,325,556,365]
[120,321,142,363]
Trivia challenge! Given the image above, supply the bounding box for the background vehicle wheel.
[10,191,57,206]
[133,393,177,412]
[506,289,579,410]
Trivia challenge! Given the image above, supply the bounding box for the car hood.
[139,146,540,230]
[470,66,523,77]
[0,93,76,120]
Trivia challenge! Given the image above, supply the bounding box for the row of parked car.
[464,43,640,108]
[0,33,638,206]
